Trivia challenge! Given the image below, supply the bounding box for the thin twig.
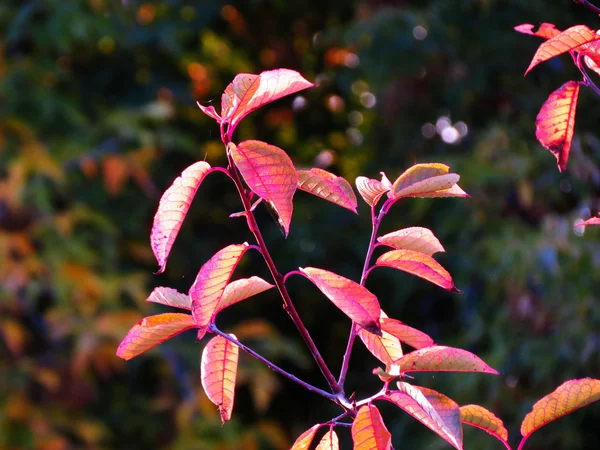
[574,0,600,15]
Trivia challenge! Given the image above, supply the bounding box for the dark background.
[1,0,600,449]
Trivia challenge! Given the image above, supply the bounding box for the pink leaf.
[299,267,381,335]
[417,386,464,449]
[116,313,196,360]
[221,69,314,134]
[380,318,434,350]
[290,424,321,450]
[297,168,358,213]
[201,334,239,423]
[393,345,499,374]
[217,276,274,311]
[352,404,392,450]
[535,81,580,172]
[378,227,445,256]
[576,215,600,226]
[147,286,191,310]
[196,102,222,122]
[358,311,404,367]
[384,382,463,450]
[525,25,599,75]
[519,378,600,449]
[376,249,458,292]
[315,429,339,450]
[189,243,250,339]
[230,141,297,236]
[151,161,212,273]
[460,404,509,444]
[355,176,390,207]
[515,23,561,40]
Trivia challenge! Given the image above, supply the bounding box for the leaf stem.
[577,52,600,98]
[574,0,600,15]
[208,324,337,402]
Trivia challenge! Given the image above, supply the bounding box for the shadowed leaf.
[151,161,212,273]
[116,313,196,360]
[417,387,463,449]
[358,311,404,367]
[355,176,389,207]
[291,424,321,450]
[351,404,392,450]
[376,249,458,292]
[535,80,580,172]
[378,227,445,256]
[393,345,499,374]
[380,318,434,349]
[515,23,561,40]
[300,267,381,335]
[297,168,357,213]
[460,404,509,444]
[201,334,239,424]
[147,286,191,310]
[315,429,339,450]
[231,141,297,235]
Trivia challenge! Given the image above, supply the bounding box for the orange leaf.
[297,168,358,213]
[377,227,445,256]
[519,378,600,448]
[217,276,275,311]
[351,404,392,450]
[231,141,297,236]
[189,243,250,339]
[514,23,561,40]
[380,318,434,349]
[315,429,339,450]
[300,267,381,335]
[535,80,580,172]
[460,404,509,443]
[393,345,499,374]
[355,176,390,207]
[358,311,404,367]
[376,249,458,292]
[391,163,451,197]
[291,424,321,450]
[417,386,464,449]
[201,334,240,423]
[147,286,191,310]
[151,161,212,273]
[116,313,196,360]
[525,25,599,75]
[414,183,469,198]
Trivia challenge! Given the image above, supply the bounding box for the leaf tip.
[450,285,462,294]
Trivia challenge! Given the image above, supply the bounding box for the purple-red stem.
[574,0,600,15]
[222,126,341,396]
[576,52,600,98]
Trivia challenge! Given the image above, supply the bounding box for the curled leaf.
[151,161,212,273]
[377,227,445,256]
[355,176,390,207]
[297,168,357,213]
[201,334,240,423]
[351,404,392,450]
[393,345,499,374]
[515,23,561,40]
[535,80,580,172]
[116,313,196,360]
[231,141,297,236]
[291,424,321,450]
[460,404,509,444]
[196,102,222,122]
[147,286,191,310]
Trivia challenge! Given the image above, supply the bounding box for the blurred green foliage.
[1,0,600,449]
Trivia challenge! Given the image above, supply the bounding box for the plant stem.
[222,129,341,395]
[574,0,600,15]
[577,53,600,98]
[337,204,387,388]
[209,324,337,402]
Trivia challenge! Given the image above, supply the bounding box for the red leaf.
[297,168,358,213]
[217,276,274,311]
[519,378,600,448]
[535,80,580,172]
[417,386,464,449]
[116,313,196,360]
[378,227,445,256]
[189,243,250,339]
[300,267,381,335]
[460,404,509,444]
[290,424,321,450]
[393,345,499,374]
[380,318,434,349]
[384,382,463,450]
[196,102,222,122]
[351,404,392,450]
[376,249,458,292]
[231,141,297,236]
[221,69,314,134]
[315,429,339,450]
[147,286,191,310]
[525,25,599,75]
[514,23,561,40]
[201,334,240,424]
[355,176,389,207]
[358,311,404,367]
[151,161,212,273]
[576,215,600,226]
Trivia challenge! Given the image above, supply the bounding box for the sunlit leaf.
[535,80,580,172]
[460,404,509,443]
[147,286,191,310]
[189,243,250,339]
[393,345,499,374]
[201,334,240,424]
[576,215,600,226]
[376,249,458,292]
[231,141,297,236]
[377,227,445,256]
[355,176,389,207]
[393,173,460,199]
[315,429,339,450]
[391,163,451,198]
[196,102,222,122]
[384,382,463,450]
[519,378,600,448]
[380,318,434,349]
[218,276,274,311]
[525,25,599,74]
[297,168,357,213]
[358,311,404,367]
[299,267,381,335]
[415,183,469,198]
[514,23,561,40]
[151,161,212,273]
[351,404,392,450]
[417,386,463,449]
[116,313,196,361]
[291,424,321,450]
